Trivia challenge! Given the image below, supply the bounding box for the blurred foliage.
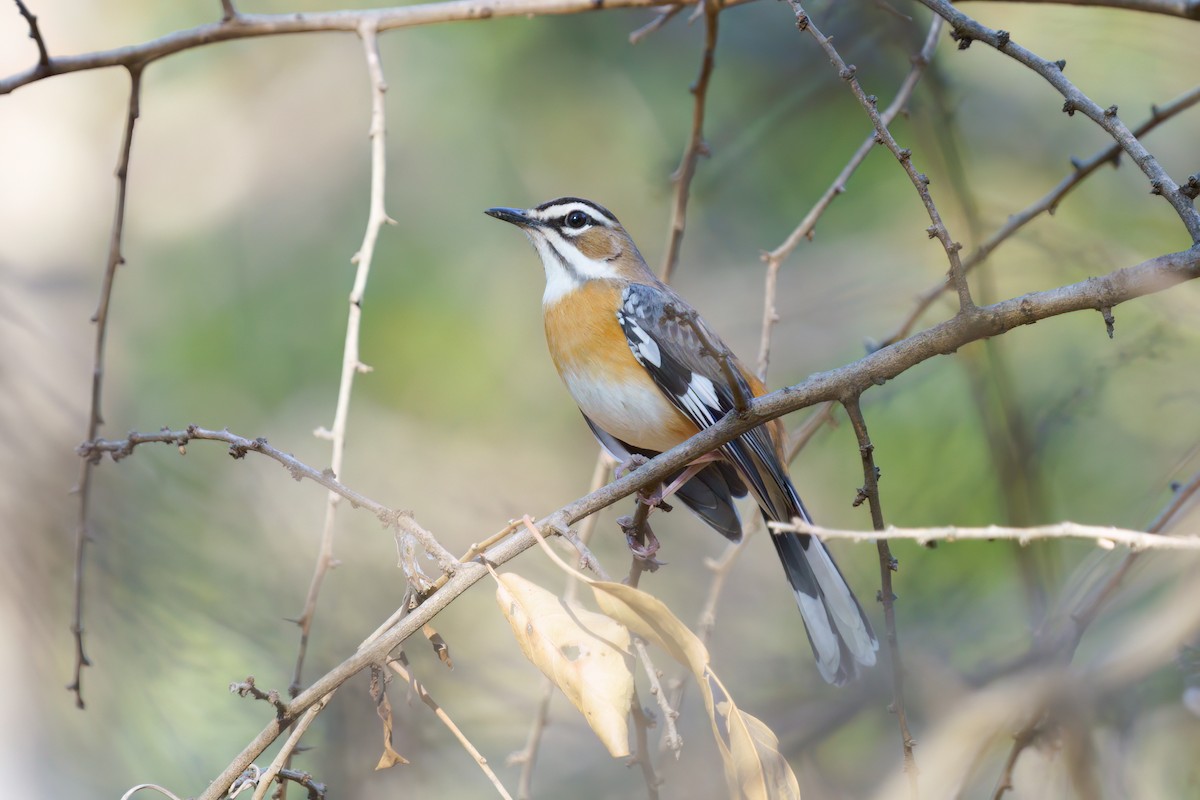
[1,1,1198,798]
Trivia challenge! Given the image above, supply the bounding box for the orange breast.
[544,281,698,453]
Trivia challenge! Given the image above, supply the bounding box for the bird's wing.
[581,412,746,541]
[617,282,807,523]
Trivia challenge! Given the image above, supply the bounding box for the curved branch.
[919,0,1200,242]
[1,0,723,96]
[959,0,1200,19]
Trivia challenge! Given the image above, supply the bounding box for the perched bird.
[486,197,878,684]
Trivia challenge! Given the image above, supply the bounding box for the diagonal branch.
[789,3,975,311]
[843,397,918,796]
[960,0,1200,21]
[0,0,746,96]
[289,16,396,699]
[12,0,50,66]
[918,0,1200,242]
[78,426,460,572]
[874,83,1200,348]
[758,14,944,379]
[659,0,721,282]
[68,62,143,710]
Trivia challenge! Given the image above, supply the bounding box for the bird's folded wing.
[617,282,807,523]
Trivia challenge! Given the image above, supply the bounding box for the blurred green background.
[2,1,1198,797]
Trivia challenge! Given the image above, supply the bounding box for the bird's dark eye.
[564,210,591,229]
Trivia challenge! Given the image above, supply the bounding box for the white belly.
[560,369,691,453]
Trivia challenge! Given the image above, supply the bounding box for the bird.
[485,196,878,685]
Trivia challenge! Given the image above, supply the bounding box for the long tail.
[768,512,879,685]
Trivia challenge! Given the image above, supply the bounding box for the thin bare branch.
[875,84,1200,348]
[659,0,720,282]
[0,0,727,96]
[757,15,944,379]
[843,398,918,796]
[289,16,396,699]
[509,678,554,800]
[78,426,459,572]
[12,0,49,66]
[509,452,610,797]
[988,468,1200,798]
[920,0,1200,242]
[790,3,974,313]
[628,5,682,43]
[251,694,334,800]
[771,519,1200,550]
[388,658,515,799]
[962,0,1200,20]
[68,62,143,710]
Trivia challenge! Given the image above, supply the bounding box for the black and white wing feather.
[617,281,878,685]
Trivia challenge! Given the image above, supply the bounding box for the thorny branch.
[509,453,611,799]
[69,62,143,710]
[989,469,1200,798]
[918,0,1200,242]
[659,0,721,282]
[78,426,460,572]
[289,17,396,700]
[0,0,745,96]
[790,2,975,312]
[13,0,49,67]
[772,519,1200,550]
[757,14,944,379]
[874,83,1200,348]
[843,398,918,796]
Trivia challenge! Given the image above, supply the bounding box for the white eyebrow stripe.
[534,201,615,226]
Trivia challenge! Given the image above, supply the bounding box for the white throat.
[526,229,619,306]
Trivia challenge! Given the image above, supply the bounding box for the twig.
[13,0,49,66]
[508,453,610,798]
[628,5,682,43]
[509,678,554,800]
[230,677,290,718]
[630,691,662,798]
[220,0,239,22]
[659,0,720,282]
[961,0,1200,24]
[842,397,918,796]
[289,17,396,699]
[387,658,515,799]
[789,2,973,312]
[988,469,1200,798]
[770,519,1200,550]
[757,15,944,379]
[78,425,460,572]
[251,694,335,800]
[0,0,735,96]
[875,83,1200,348]
[68,62,143,710]
[918,0,1200,242]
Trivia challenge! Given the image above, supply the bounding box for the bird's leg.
[617,511,662,571]
[641,452,723,508]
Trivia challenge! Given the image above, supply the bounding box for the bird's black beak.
[485,206,539,228]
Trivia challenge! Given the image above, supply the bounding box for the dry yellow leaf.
[495,572,633,758]
[590,579,801,800]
